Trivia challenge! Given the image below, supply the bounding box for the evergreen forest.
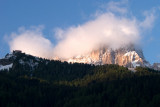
[0,52,160,107]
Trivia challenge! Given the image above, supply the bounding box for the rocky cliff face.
[67,45,150,68]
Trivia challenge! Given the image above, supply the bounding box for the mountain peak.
[67,45,149,68]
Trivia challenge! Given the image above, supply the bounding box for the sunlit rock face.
[67,44,150,68]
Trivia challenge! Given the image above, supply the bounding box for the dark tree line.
[0,53,160,107]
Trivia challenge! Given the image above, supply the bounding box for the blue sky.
[0,0,160,64]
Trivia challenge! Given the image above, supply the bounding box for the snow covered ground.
[0,63,13,71]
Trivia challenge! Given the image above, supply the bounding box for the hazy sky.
[0,0,160,64]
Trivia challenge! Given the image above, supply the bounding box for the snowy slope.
[0,50,40,71]
[0,63,13,71]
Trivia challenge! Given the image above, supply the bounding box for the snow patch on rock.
[0,63,13,71]
[132,60,140,68]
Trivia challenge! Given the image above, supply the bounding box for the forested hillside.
[0,52,160,107]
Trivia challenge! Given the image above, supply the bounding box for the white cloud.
[9,26,54,59]
[7,1,157,60]
[54,28,65,40]
[53,12,140,59]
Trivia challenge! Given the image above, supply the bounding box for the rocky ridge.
[67,45,150,68]
[0,48,159,71]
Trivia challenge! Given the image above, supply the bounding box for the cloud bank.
[8,26,54,58]
[7,1,156,59]
[53,13,140,58]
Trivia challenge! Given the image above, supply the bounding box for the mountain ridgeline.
[0,50,160,107]
[63,44,158,70]
[67,45,148,67]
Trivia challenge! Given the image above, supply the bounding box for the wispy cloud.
[140,8,156,30]
[100,0,128,14]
